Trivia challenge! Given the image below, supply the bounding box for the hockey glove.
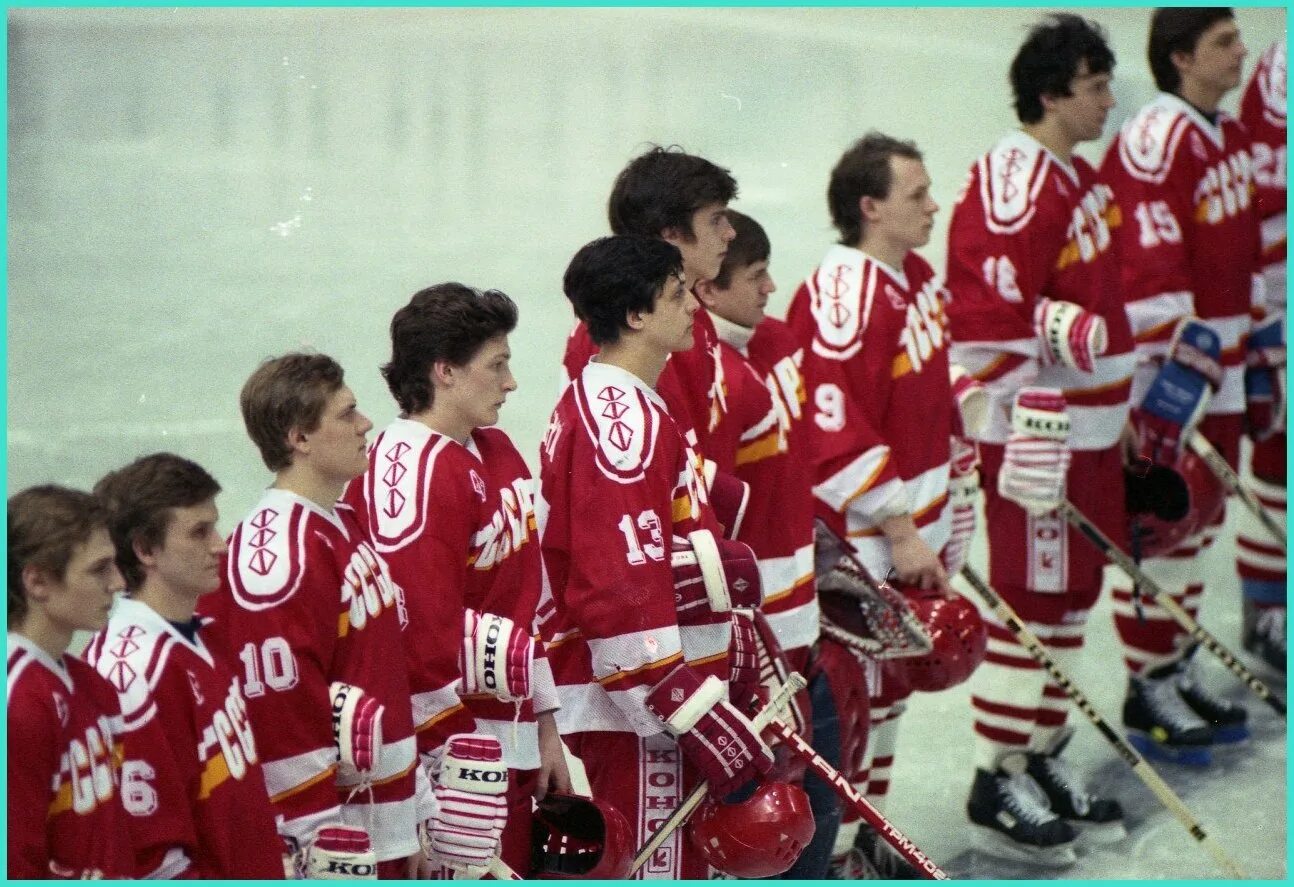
[305,826,379,880]
[460,609,533,703]
[1245,313,1286,441]
[330,681,385,777]
[1034,298,1108,373]
[425,734,508,878]
[949,364,989,437]
[702,460,751,540]
[645,664,773,798]
[941,436,980,576]
[1131,317,1222,464]
[727,609,762,711]
[671,530,762,621]
[999,388,1071,516]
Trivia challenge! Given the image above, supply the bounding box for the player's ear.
[693,278,719,309]
[286,425,309,457]
[859,194,881,223]
[132,534,159,572]
[660,226,685,249]
[625,307,647,331]
[1170,48,1195,77]
[21,563,54,604]
[431,359,456,387]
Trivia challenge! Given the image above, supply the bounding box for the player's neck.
[273,463,345,512]
[13,616,72,661]
[1022,121,1076,162]
[855,236,907,274]
[131,580,199,624]
[1175,81,1224,116]
[410,406,473,446]
[596,338,668,389]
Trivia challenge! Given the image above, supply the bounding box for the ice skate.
[1174,646,1250,744]
[1123,663,1215,766]
[1024,728,1126,846]
[966,759,1078,868]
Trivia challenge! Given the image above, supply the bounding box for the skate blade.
[970,826,1077,868]
[1126,731,1212,767]
[1070,818,1128,847]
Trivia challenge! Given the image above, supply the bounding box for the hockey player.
[1100,8,1261,757]
[1236,38,1286,673]
[560,147,747,533]
[787,132,966,877]
[693,210,838,878]
[83,453,283,878]
[945,14,1134,863]
[201,352,426,878]
[345,283,568,877]
[8,485,134,879]
[538,235,774,880]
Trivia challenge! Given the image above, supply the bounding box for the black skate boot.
[1024,727,1126,846]
[855,825,923,879]
[1243,598,1287,675]
[1123,661,1215,766]
[1175,645,1250,743]
[966,755,1078,868]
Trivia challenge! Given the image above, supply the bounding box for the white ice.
[8,8,1287,880]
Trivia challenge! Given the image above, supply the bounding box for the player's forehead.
[1072,58,1111,86]
[889,155,930,193]
[164,499,219,535]
[68,527,116,569]
[467,333,512,365]
[323,383,358,415]
[1197,17,1240,48]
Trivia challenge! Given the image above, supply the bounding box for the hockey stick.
[959,565,1248,879]
[627,673,806,875]
[1059,499,1286,716]
[1188,431,1287,552]
[761,717,950,880]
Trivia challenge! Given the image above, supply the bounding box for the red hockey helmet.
[1126,451,1226,558]
[531,792,633,880]
[687,781,815,878]
[896,587,987,692]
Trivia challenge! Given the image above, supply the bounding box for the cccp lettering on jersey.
[61,720,117,814]
[1194,153,1255,224]
[474,478,535,570]
[341,541,400,632]
[199,679,260,788]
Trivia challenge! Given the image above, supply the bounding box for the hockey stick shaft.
[959,565,1248,879]
[627,672,807,875]
[1188,431,1286,552]
[761,718,949,880]
[1060,500,1286,716]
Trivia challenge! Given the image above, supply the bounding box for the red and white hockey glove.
[1034,298,1108,373]
[727,610,762,711]
[949,364,989,438]
[645,664,773,798]
[330,681,385,777]
[460,609,533,703]
[941,436,980,576]
[999,388,1071,516]
[305,826,379,880]
[671,530,762,622]
[702,460,751,540]
[1131,318,1223,464]
[425,734,508,878]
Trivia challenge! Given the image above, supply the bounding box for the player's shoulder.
[975,130,1059,234]
[471,426,526,468]
[1116,93,1201,183]
[749,316,799,358]
[1251,41,1287,125]
[84,600,178,723]
[7,639,61,713]
[367,418,473,552]
[566,360,674,482]
[225,488,336,611]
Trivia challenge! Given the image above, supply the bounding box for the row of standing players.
[7,8,1286,880]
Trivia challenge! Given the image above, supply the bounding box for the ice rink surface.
[8,8,1287,880]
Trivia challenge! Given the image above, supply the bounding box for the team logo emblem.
[186,670,206,707]
[469,470,486,502]
[52,692,69,727]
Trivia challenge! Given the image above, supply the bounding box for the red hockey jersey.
[946,130,1135,450]
[536,359,731,739]
[714,313,820,668]
[1240,41,1287,308]
[344,420,556,773]
[787,245,953,575]
[202,489,424,862]
[82,597,282,878]
[1101,92,1262,415]
[560,308,728,460]
[8,634,134,879]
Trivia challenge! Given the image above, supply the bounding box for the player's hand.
[999,388,1071,516]
[889,532,951,593]
[1034,298,1108,372]
[460,609,533,703]
[535,712,572,802]
[646,665,773,798]
[727,609,762,711]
